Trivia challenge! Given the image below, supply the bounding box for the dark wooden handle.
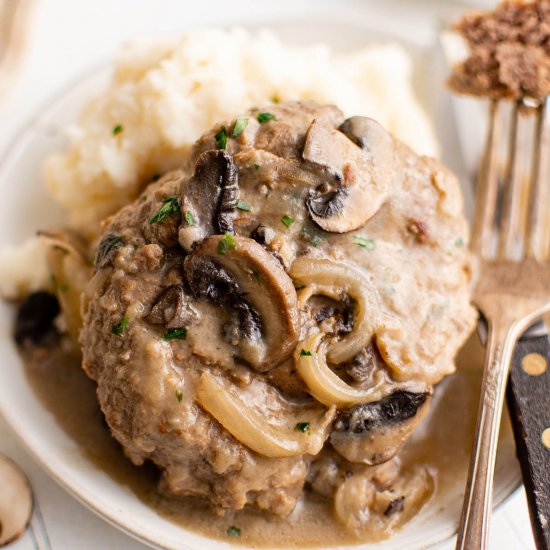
[507,333,550,550]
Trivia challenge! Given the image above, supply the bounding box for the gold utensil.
[0,0,33,104]
[456,96,550,550]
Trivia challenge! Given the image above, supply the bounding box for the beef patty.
[80,101,476,517]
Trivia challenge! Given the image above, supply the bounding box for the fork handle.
[456,321,521,550]
[507,333,550,550]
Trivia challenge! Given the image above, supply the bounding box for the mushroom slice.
[302,120,389,233]
[184,235,299,371]
[334,460,434,539]
[196,371,336,458]
[0,453,32,546]
[178,150,239,251]
[146,285,199,328]
[289,258,380,364]
[294,333,392,408]
[330,390,431,465]
[39,229,93,343]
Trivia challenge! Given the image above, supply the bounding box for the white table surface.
[0,0,538,548]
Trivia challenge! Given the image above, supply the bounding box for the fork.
[456,96,550,550]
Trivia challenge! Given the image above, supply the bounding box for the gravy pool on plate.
[17,99,476,544]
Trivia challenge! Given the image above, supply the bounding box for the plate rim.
[0,23,523,550]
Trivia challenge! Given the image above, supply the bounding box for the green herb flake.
[354,236,375,250]
[218,233,237,255]
[227,526,241,537]
[176,390,183,403]
[236,199,252,212]
[184,210,197,226]
[295,422,310,433]
[300,349,312,357]
[97,235,124,264]
[112,316,129,337]
[253,163,261,170]
[257,112,276,124]
[281,214,295,228]
[455,237,464,248]
[112,124,123,136]
[149,196,181,224]
[215,125,228,150]
[163,327,187,340]
[232,118,249,138]
[301,228,322,248]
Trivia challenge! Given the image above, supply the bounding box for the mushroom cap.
[0,454,32,546]
[179,150,239,251]
[184,235,300,371]
[303,118,398,233]
[330,390,431,465]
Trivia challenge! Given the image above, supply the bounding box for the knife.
[477,318,550,549]
[507,321,550,550]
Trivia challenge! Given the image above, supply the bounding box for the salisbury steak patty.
[81,101,476,517]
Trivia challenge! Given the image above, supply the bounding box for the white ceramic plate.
[0,3,521,549]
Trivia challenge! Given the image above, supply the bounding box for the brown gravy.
[22,336,514,548]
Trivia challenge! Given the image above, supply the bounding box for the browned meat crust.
[449,0,550,100]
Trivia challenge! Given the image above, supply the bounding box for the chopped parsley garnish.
[354,236,375,250]
[112,316,129,336]
[257,112,276,124]
[253,163,261,170]
[218,233,237,255]
[227,526,241,537]
[281,214,294,228]
[215,125,228,149]
[163,327,187,340]
[236,199,252,212]
[455,237,464,248]
[295,422,310,433]
[232,118,248,138]
[112,124,123,136]
[301,227,322,247]
[176,390,183,403]
[300,349,312,357]
[184,210,197,226]
[97,235,124,265]
[149,196,180,224]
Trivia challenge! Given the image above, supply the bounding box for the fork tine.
[471,100,501,256]
[497,100,524,259]
[525,97,549,260]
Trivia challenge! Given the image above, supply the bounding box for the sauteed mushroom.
[146,285,199,328]
[303,120,390,233]
[184,235,299,371]
[179,150,239,251]
[334,460,434,538]
[330,390,431,465]
[14,291,59,346]
[0,454,32,546]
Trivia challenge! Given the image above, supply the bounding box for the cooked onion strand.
[196,371,335,458]
[294,333,389,408]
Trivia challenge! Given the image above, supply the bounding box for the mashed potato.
[45,28,438,229]
[1,28,438,299]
